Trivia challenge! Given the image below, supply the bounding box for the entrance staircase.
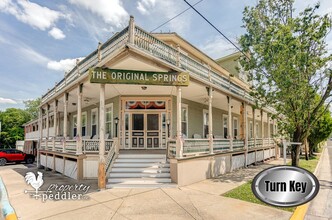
[106,154,176,188]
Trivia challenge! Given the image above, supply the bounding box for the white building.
[24,17,279,189]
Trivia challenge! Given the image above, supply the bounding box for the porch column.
[253,108,256,148]
[46,104,49,149]
[273,119,278,158]
[267,113,271,146]
[37,107,42,168]
[176,86,183,158]
[53,101,57,151]
[261,110,264,144]
[244,103,249,166]
[76,84,83,155]
[227,96,233,151]
[63,93,68,152]
[98,84,106,189]
[208,86,213,154]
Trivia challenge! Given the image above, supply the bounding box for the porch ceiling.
[181,81,241,113]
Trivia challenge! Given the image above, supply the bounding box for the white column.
[46,105,49,149]
[227,96,233,150]
[267,113,271,146]
[53,101,58,151]
[98,84,106,189]
[253,108,256,148]
[244,103,249,166]
[261,109,264,141]
[37,107,42,168]
[63,93,68,152]
[208,86,213,154]
[273,119,278,158]
[76,85,83,155]
[128,16,135,44]
[176,86,183,158]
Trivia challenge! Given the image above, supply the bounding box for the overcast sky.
[0,0,331,110]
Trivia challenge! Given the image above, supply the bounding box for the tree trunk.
[304,138,309,160]
[291,128,302,166]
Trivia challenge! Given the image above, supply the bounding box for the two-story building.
[23,17,279,189]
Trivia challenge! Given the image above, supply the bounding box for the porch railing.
[248,139,255,148]
[183,139,209,156]
[105,139,119,174]
[213,139,230,151]
[39,138,114,154]
[167,137,276,158]
[233,139,245,150]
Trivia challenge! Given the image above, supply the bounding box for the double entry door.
[128,112,166,149]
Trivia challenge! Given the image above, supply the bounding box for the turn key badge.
[252,166,320,207]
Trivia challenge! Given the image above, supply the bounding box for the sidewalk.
[305,144,332,220]
[0,158,292,220]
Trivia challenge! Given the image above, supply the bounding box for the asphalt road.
[305,143,332,220]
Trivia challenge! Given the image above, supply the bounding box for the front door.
[131,113,162,149]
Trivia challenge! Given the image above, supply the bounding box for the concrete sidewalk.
[0,159,292,220]
[305,145,332,220]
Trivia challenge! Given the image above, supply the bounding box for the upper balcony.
[40,17,274,114]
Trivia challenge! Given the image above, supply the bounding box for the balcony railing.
[41,23,256,109]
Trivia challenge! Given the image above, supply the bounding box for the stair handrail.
[105,138,118,174]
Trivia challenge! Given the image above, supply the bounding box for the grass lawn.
[222,154,320,212]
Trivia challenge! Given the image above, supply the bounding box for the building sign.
[89,68,189,86]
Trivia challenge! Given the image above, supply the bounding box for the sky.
[0,0,331,110]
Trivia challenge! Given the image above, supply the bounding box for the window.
[181,104,188,137]
[223,115,228,138]
[73,115,77,137]
[203,110,209,138]
[233,117,238,139]
[105,104,113,138]
[82,112,87,136]
[91,108,98,137]
[249,121,253,139]
[256,122,259,138]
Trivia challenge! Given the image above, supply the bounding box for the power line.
[182,0,250,60]
[150,0,204,33]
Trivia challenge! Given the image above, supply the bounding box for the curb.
[289,145,326,220]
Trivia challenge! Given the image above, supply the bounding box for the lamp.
[166,119,170,138]
[114,117,119,137]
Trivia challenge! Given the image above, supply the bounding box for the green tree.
[308,107,332,155]
[24,98,41,120]
[239,0,332,166]
[0,108,31,148]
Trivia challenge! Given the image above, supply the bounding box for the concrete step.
[109,172,171,178]
[110,167,170,173]
[115,158,166,163]
[108,177,172,184]
[106,183,177,189]
[112,163,170,168]
[118,154,166,159]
